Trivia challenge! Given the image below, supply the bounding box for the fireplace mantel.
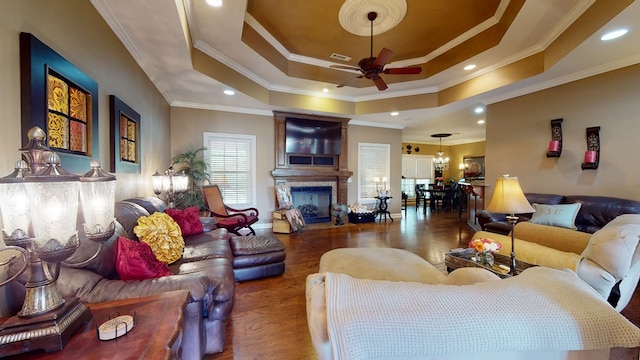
[271,111,353,205]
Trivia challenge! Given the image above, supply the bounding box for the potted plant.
[171,147,209,210]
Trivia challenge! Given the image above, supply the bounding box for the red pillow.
[165,206,204,236]
[116,237,172,280]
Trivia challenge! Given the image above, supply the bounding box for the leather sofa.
[7,197,235,360]
[476,193,640,235]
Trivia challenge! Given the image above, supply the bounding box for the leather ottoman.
[230,235,286,281]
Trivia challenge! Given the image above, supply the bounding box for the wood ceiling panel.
[246,0,502,64]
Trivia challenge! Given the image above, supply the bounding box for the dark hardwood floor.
[209,206,640,360]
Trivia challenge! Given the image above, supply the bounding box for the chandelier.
[432,133,451,171]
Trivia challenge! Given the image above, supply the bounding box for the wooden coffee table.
[6,290,189,359]
[445,249,535,278]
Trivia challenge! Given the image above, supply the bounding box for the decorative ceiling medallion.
[339,0,407,36]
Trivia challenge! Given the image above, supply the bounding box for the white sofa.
[306,248,640,360]
[472,214,640,311]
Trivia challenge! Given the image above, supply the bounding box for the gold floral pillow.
[134,212,185,264]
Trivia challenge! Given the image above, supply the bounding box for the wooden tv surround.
[271,111,353,205]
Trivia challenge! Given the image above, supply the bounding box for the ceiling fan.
[331,11,422,91]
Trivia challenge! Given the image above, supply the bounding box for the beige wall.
[450,141,486,179]
[169,110,405,219]
[170,107,275,224]
[0,0,171,203]
[486,63,640,201]
[349,125,404,213]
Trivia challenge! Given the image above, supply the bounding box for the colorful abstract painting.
[20,33,99,173]
[110,95,141,173]
[45,69,90,154]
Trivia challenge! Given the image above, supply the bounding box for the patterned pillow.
[165,206,204,236]
[529,203,581,229]
[134,212,185,264]
[115,236,172,280]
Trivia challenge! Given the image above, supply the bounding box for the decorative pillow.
[276,184,293,210]
[115,236,172,280]
[165,206,204,236]
[133,212,185,264]
[528,203,581,229]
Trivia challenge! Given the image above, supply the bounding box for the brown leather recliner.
[7,197,235,360]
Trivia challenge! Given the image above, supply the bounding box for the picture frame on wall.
[463,156,485,180]
[109,95,141,174]
[20,32,99,173]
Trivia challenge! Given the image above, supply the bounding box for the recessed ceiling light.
[464,64,476,71]
[477,119,485,125]
[474,106,484,114]
[223,89,235,95]
[206,0,223,7]
[322,88,329,93]
[601,29,628,41]
[390,111,399,116]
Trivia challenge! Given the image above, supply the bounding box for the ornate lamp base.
[0,298,91,356]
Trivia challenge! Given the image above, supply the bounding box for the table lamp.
[486,175,535,275]
[0,127,116,356]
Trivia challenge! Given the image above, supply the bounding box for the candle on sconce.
[548,140,560,152]
[584,150,597,163]
[382,177,388,190]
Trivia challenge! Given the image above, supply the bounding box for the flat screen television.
[285,118,342,155]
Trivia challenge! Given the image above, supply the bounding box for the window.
[203,132,256,208]
[401,154,434,198]
[358,143,390,203]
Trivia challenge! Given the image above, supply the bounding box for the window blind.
[204,132,256,207]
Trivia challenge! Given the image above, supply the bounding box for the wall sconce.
[581,126,601,170]
[546,118,563,158]
[152,166,189,208]
[458,163,466,179]
[0,126,116,355]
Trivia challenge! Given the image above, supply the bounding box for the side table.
[375,196,393,222]
[6,290,189,360]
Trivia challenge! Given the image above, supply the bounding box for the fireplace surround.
[271,112,353,210]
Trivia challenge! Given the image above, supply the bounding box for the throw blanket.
[325,267,640,360]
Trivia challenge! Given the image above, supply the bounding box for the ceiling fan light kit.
[331,5,422,91]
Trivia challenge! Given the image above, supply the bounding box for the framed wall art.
[109,95,141,173]
[463,156,485,180]
[20,32,99,173]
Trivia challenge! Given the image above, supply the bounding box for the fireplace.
[291,186,332,224]
[271,112,353,212]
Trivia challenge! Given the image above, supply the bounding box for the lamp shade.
[0,161,31,243]
[152,171,163,195]
[486,175,535,215]
[79,160,116,242]
[24,154,81,252]
[173,172,189,192]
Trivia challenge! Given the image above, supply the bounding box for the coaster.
[97,315,135,341]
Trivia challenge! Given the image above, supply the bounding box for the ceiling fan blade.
[330,64,361,72]
[372,48,395,67]
[337,75,364,88]
[372,76,388,91]
[384,67,423,75]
